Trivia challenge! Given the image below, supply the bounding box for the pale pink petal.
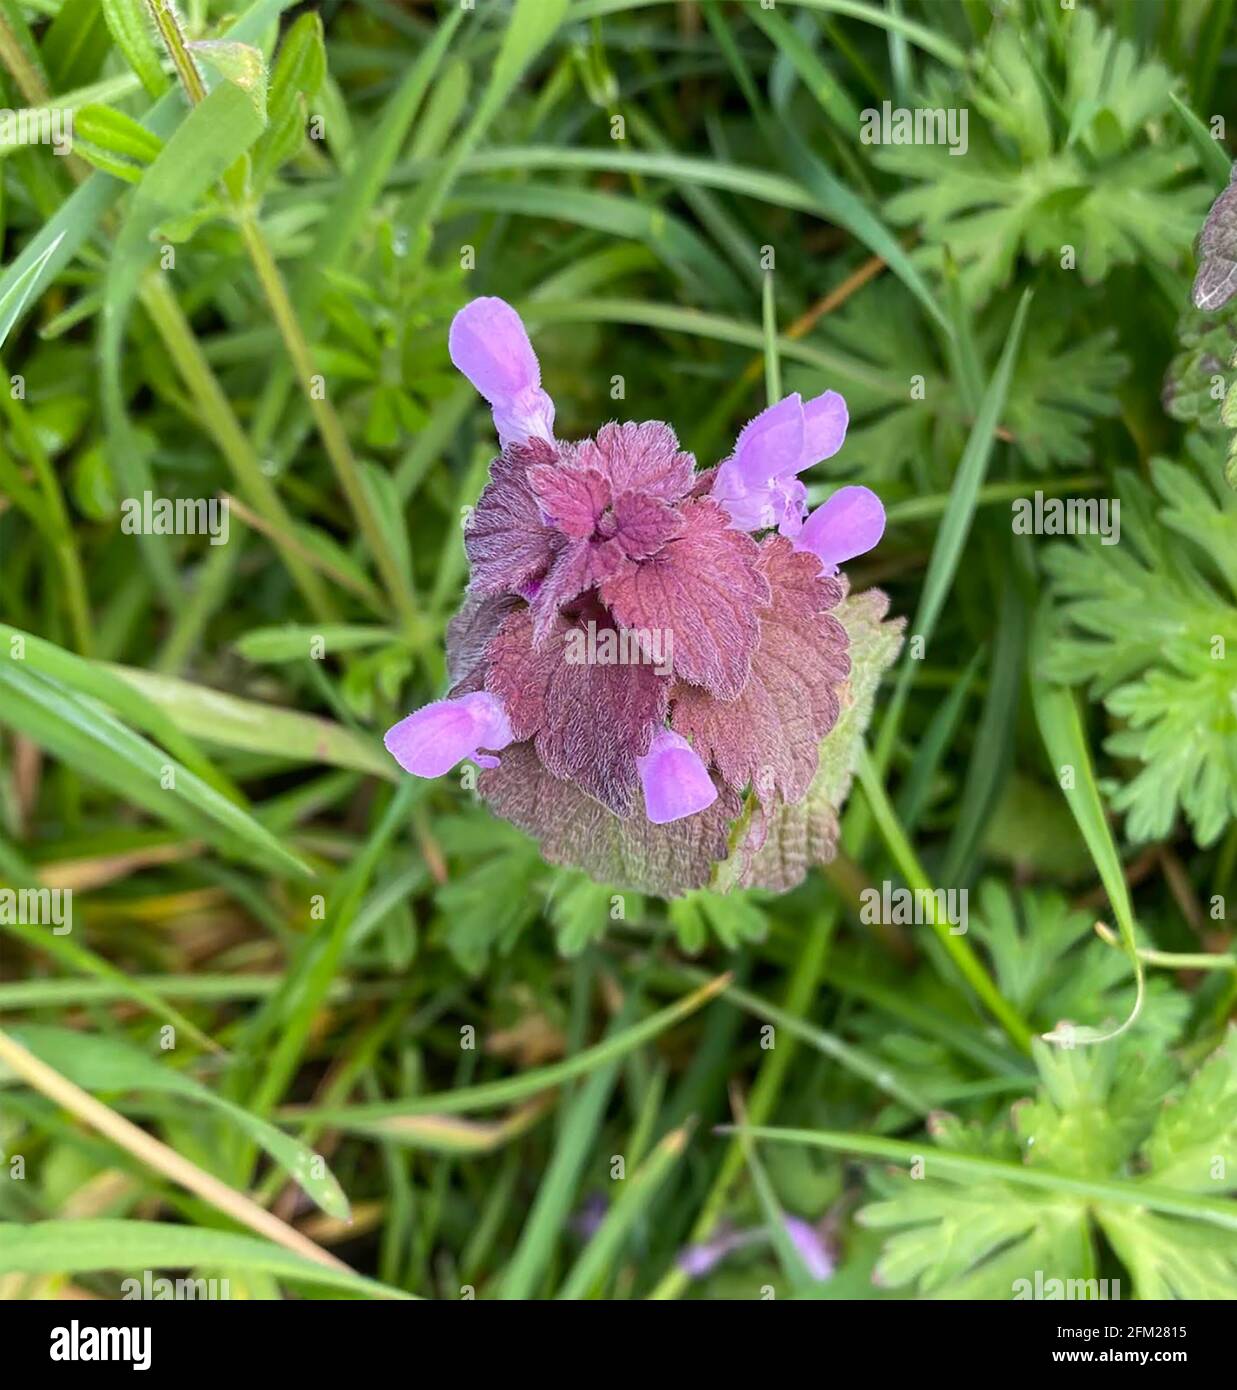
[384,691,512,778]
[798,390,848,470]
[637,729,718,824]
[732,393,804,488]
[794,485,886,572]
[449,297,555,448]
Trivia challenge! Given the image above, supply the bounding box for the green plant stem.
[1094,925,1237,973]
[721,1126,1237,1233]
[671,965,932,1115]
[145,0,207,103]
[0,8,45,108]
[138,274,337,623]
[0,24,93,653]
[0,1027,350,1269]
[857,748,1034,1052]
[650,909,838,1299]
[236,212,420,634]
[0,365,93,654]
[144,0,418,634]
[761,270,779,406]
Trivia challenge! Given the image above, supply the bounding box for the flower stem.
[138,274,338,623]
[761,269,780,406]
[236,213,421,634]
[145,0,421,634]
[144,0,206,104]
[1094,923,1237,972]
[856,748,1034,1051]
[0,7,47,107]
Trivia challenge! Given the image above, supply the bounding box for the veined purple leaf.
[601,499,769,700]
[672,537,849,806]
[465,440,563,596]
[1193,165,1237,312]
[567,420,695,501]
[446,592,520,694]
[479,741,740,896]
[486,609,668,815]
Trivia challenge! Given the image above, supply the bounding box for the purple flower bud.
[571,1193,609,1240]
[794,485,886,573]
[677,1225,762,1277]
[636,729,718,824]
[448,297,555,449]
[384,691,513,778]
[783,1216,834,1281]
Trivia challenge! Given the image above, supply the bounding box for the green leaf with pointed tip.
[0,662,313,880]
[101,76,267,591]
[0,1221,410,1299]
[74,103,164,164]
[251,11,324,185]
[235,624,395,664]
[101,0,170,97]
[187,41,267,117]
[0,231,63,351]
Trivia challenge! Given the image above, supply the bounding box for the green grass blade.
[1029,601,1146,1046]
[0,663,314,879]
[10,1026,349,1220]
[726,1128,1237,1233]
[0,229,62,349]
[106,664,394,779]
[556,1123,692,1299]
[0,1220,412,1297]
[285,973,732,1124]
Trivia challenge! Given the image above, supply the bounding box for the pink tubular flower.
[384,691,513,776]
[448,296,555,449]
[637,730,718,824]
[678,1216,834,1282]
[793,484,887,574]
[383,298,892,896]
[711,389,852,538]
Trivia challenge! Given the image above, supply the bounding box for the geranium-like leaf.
[601,499,769,699]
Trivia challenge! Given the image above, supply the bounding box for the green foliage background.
[0,0,1234,1301]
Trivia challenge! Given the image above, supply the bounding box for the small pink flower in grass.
[384,691,513,777]
[678,1217,833,1281]
[784,1216,835,1281]
[384,297,890,895]
[636,730,718,824]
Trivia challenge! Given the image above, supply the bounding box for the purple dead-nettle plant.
[385,298,902,897]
